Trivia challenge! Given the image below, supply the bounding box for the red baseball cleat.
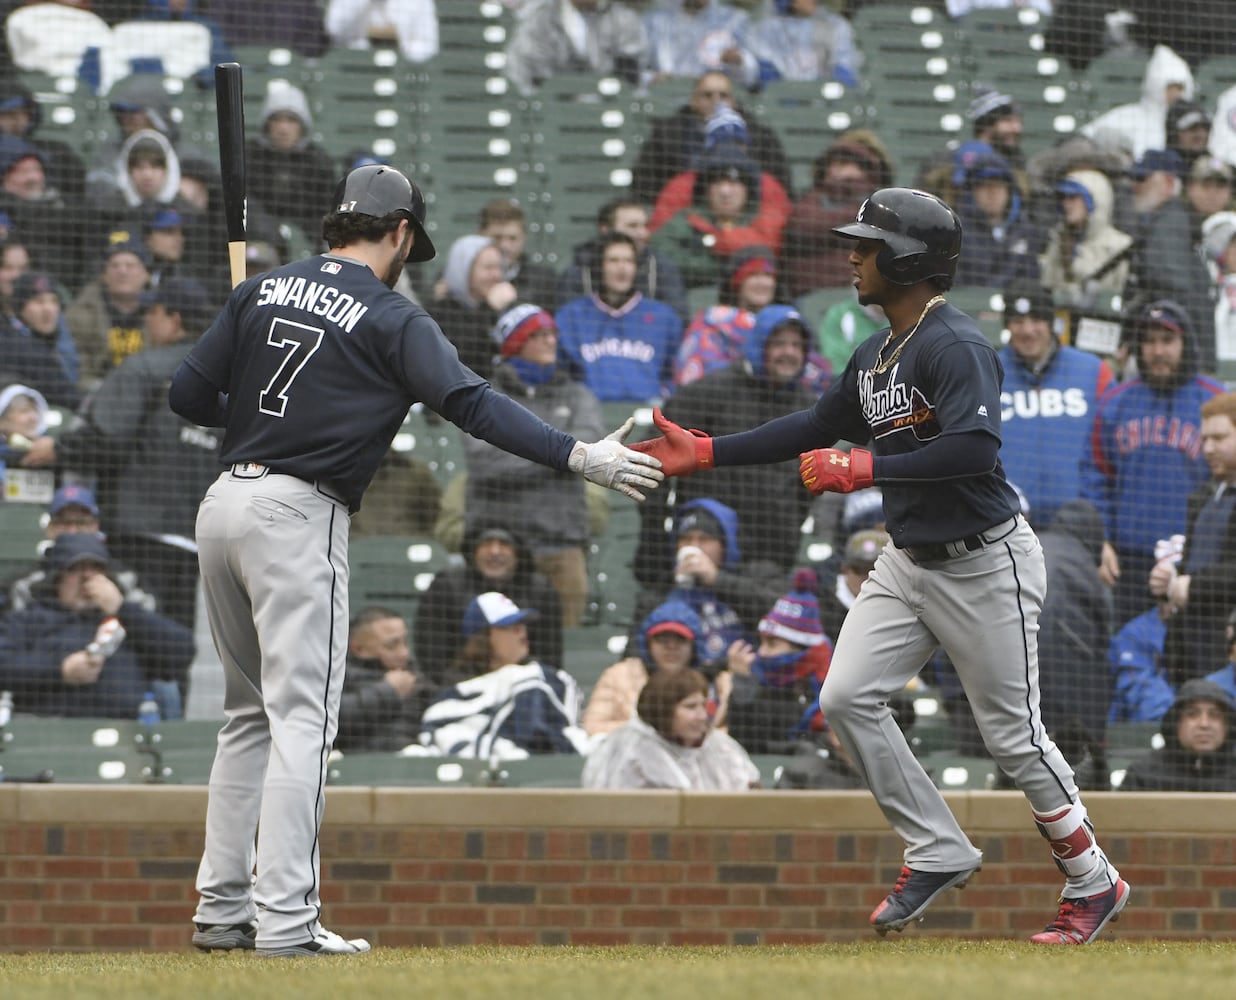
[1030,879,1131,944]
[870,864,981,936]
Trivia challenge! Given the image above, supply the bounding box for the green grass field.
[2,943,1235,1000]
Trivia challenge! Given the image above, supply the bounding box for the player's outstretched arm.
[568,417,665,502]
[627,408,715,478]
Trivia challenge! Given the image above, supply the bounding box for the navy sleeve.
[873,430,999,482]
[169,362,228,427]
[437,382,577,472]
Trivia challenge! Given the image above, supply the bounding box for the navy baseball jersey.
[180,253,574,511]
[810,303,1020,547]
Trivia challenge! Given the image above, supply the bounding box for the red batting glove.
[799,448,874,495]
[628,408,714,478]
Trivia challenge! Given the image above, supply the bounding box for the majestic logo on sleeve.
[859,363,942,441]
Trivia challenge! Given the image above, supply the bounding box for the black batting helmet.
[332,164,436,262]
[831,188,962,286]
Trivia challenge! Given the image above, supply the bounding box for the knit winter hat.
[758,569,825,647]
[492,303,556,358]
[11,270,59,314]
[725,244,776,293]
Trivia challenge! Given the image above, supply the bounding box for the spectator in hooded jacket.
[1038,169,1134,309]
[1108,603,1176,724]
[244,82,336,242]
[1081,44,1194,160]
[631,497,785,674]
[582,666,759,790]
[1202,211,1236,363]
[464,304,604,627]
[1119,679,1236,791]
[430,234,517,379]
[952,148,1041,289]
[746,0,861,90]
[556,197,688,321]
[0,532,194,718]
[504,0,647,96]
[636,306,819,584]
[413,522,564,687]
[1081,299,1224,626]
[630,69,792,208]
[554,232,681,402]
[998,281,1114,529]
[649,108,791,290]
[86,74,180,205]
[781,138,885,298]
[1165,100,1213,177]
[1125,148,1218,371]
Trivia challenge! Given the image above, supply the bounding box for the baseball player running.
[169,165,662,957]
[633,188,1129,943]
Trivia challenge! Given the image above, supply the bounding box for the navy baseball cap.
[141,277,214,329]
[1127,149,1185,180]
[144,207,183,232]
[49,484,99,517]
[1140,299,1191,336]
[46,532,111,573]
[462,592,537,638]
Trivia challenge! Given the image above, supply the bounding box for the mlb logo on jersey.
[321,261,342,274]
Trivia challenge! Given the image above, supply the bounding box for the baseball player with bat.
[633,188,1130,944]
[171,164,663,956]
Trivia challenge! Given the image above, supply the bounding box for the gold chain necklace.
[872,295,946,375]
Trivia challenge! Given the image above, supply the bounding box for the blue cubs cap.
[49,484,99,517]
[1055,177,1095,213]
[141,277,214,329]
[46,532,111,573]
[1127,149,1185,180]
[462,591,538,638]
[144,207,183,232]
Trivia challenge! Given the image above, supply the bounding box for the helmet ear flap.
[875,242,916,286]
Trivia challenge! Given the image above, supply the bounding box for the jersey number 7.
[259,317,325,418]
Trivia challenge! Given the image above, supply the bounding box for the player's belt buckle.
[231,462,269,479]
[905,516,1018,564]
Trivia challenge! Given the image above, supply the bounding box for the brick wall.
[2,785,1234,950]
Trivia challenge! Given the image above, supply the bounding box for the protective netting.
[1,1,1234,792]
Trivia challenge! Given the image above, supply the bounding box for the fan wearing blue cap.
[1038,170,1133,306]
[952,148,1040,289]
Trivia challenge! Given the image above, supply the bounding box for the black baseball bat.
[214,62,247,288]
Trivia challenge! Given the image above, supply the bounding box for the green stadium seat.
[0,501,45,579]
[944,287,1007,346]
[750,79,865,194]
[0,717,147,784]
[327,753,497,787]
[561,625,627,690]
[348,535,456,622]
[794,287,860,334]
[1080,47,1150,123]
[132,718,221,784]
[1194,55,1236,105]
[918,751,998,790]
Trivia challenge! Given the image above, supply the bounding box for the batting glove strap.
[799,447,874,495]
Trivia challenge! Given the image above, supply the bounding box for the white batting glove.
[568,417,664,502]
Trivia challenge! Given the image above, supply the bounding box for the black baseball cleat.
[870,864,981,936]
[191,921,257,952]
